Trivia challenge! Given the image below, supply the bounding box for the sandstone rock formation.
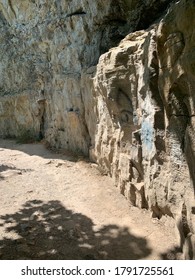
[92,0,195,258]
[0,0,195,258]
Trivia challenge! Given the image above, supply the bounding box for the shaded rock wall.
[0,0,132,153]
[0,0,195,257]
[0,0,171,153]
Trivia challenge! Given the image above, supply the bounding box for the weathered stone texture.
[92,0,195,258]
[0,0,132,153]
[0,0,195,258]
[0,0,172,154]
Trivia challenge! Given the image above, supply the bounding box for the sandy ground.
[0,139,182,260]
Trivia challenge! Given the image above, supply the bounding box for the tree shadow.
[0,164,32,181]
[0,200,152,260]
[0,165,17,173]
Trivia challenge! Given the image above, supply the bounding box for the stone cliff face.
[0,0,171,153]
[92,0,195,258]
[0,0,195,258]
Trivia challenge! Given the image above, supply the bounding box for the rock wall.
[0,0,171,153]
[0,0,132,153]
[92,0,195,258]
[0,0,195,258]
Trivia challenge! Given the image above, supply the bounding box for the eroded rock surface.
[92,0,195,258]
[0,0,172,153]
[0,0,195,258]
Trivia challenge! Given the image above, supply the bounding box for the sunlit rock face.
[92,0,195,258]
[0,0,195,258]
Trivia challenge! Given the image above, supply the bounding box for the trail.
[0,139,181,260]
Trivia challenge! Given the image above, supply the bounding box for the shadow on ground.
[160,246,183,260]
[0,164,33,181]
[0,164,18,173]
[0,200,152,260]
[0,139,81,162]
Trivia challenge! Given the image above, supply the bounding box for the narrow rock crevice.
[67,10,86,17]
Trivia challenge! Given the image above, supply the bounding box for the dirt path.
[0,139,181,260]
